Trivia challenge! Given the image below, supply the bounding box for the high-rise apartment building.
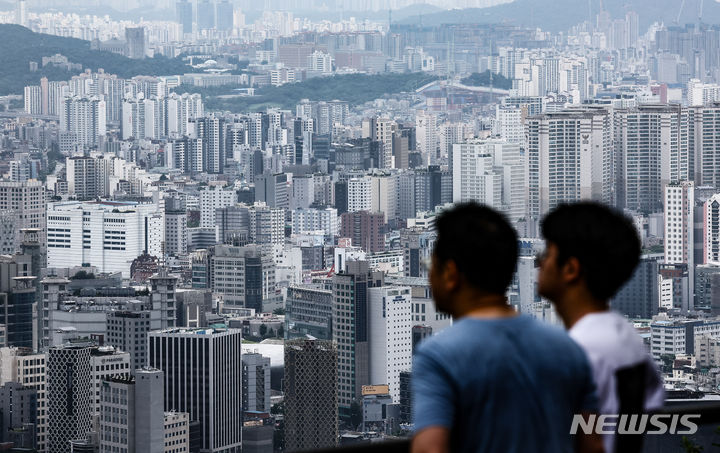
[525,109,612,219]
[284,338,338,451]
[615,105,683,213]
[665,181,695,311]
[149,327,243,453]
[60,96,106,149]
[66,156,98,200]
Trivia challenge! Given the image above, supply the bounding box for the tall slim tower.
[47,344,92,453]
[284,338,338,451]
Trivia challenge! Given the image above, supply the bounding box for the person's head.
[538,202,641,307]
[430,202,518,314]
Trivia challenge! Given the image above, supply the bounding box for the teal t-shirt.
[412,315,597,452]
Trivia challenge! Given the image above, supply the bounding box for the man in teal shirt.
[411,202,604,453]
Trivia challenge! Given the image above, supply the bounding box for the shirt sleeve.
[578,352,600,413]
[644,358,665,411]
[412,346,456,433]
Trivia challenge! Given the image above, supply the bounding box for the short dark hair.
[541,202,641,301]
[433,202,518,294]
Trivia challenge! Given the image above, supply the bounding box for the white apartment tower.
[525,109,613,219]
[664,181,695,308]
[368,286,412,402]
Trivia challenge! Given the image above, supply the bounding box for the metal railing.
[304,401,720,453]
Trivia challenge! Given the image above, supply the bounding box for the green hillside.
[174,72,441,112]
[0,24,193,95]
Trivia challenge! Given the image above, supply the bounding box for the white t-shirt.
[569,311,665,453]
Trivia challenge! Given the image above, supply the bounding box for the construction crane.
[676,0,686,25]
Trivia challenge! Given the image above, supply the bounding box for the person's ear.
[442,259,461,293]
[561,256,582,284]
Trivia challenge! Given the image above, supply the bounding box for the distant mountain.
[0,24,193,96]
[398,0,720,32]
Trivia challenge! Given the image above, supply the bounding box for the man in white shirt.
[537,202,664,453]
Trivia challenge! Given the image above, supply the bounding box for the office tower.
[200,187,236,229]
[216,0,233,31]
[66,156,97,200]
[665,181,695,311]
[1,276,35,349]
[24,85,41,115]
[290,175,314,211]
[241,353,271,413]
[248,202,284,246]
[176,0,193,34]
[39,276,69,349]
[367,286,411,402]
[0,180,46,251]
[164,197,188,257]
[215,205,250,245]
[99,369,165,453]
[125,27,146,59]
[149,327,243,453]
[402,228,436,279]
[210,245,275,311]
[0,381,36,448]
[149,269,178,329]
[291,207,338,237]
[392,125,412,170]
[197,0,216,30]
[0,348,47,451]
[254,173,289,210]
[46,201,164,278]
[611,255,660,319]
[91,348,132,416]
[340,211,385,253]
[369,173,399,223]
[332,261,383,419]
[525,109,612,219]
[347,177,372,213]
[60,96,106,149]
[47,344,92,453]
[414,165,452,215]
[106,311,152,370]
[284,338,338,451]
[285,285,333,340]
[616,105,683,213]
[0,212,15,255]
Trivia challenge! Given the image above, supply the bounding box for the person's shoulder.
[571,312,646,354]
[521,316,589,356]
